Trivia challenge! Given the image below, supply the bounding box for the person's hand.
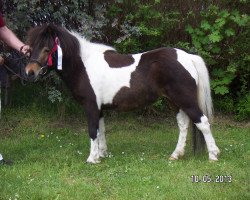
[20,44,31,56]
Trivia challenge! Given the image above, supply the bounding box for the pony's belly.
[110,86,159,111]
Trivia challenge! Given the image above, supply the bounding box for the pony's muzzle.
[25,63,41,82]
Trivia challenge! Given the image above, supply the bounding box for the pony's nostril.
[26,70,36,81]
[27,70,35,77]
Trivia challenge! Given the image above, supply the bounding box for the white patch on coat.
[175,48,198,84]
[72,32,142,109]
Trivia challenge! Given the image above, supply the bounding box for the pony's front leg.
[85,106,102,164]
[87,136,101,164]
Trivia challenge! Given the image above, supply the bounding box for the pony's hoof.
[86,157,101,164]
[209,158,218,163]
[216,149,221,156]
[169,156,178,161]
[209,149,220,162]
[99,151,108,158]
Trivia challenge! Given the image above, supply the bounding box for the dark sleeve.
[0,12,5,27]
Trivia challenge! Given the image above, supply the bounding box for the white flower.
[108,152,113,158]
[77,150,83,155]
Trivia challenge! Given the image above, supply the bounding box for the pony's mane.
[70,31,115,61]
[27,24,80,58]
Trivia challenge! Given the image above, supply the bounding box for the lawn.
[0,108,249,200]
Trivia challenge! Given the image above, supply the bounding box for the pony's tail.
[191,55,213,153]
[192,55,213,121]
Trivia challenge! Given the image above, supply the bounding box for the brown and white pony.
[25,24,220,164]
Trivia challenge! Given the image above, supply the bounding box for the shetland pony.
[25,24,220,164]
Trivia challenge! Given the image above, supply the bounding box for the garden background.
[2,0,249,120]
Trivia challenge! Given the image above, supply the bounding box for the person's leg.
[0,153,13,165]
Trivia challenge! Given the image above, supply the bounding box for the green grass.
[0,108,249,200]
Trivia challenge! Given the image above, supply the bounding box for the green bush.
[108,1,181,52]
[185,5,249,120]
[236,93,250,121]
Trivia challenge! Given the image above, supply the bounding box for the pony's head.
[25,24,80,81]
[25,24,58,81]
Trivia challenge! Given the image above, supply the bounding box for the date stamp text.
[191,175,232,183]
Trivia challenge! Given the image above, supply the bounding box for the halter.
[29,59,48,76]
[29,37,62,76]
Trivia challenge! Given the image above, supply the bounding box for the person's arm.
[0,25,29,54]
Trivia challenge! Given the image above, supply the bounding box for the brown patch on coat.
[111,47,202,122]
[111,48,177,111]
[104,50,134,68]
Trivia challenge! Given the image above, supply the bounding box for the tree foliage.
[2,0,249,120]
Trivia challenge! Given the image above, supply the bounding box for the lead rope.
[3,63,27,81]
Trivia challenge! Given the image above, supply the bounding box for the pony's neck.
[70,32,91,61]
[57,54,86,91]
[57,30,115,90]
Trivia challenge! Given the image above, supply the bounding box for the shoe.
[0,154,13,165]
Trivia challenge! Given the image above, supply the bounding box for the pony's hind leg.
[170,110,190,160]
[195,115,220,161]
[86,108,108,164]
[98,117,108,158]
[85,104,102,164]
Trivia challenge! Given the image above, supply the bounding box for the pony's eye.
[43,48,50,53]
